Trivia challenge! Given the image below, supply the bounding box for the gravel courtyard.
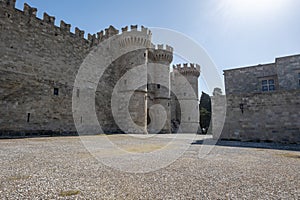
[0,135,299,199]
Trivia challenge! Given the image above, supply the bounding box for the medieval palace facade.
[0,0,200,137]
[1,0,299,144]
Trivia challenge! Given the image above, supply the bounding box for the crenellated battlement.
[147,44,174,64]
[0,1,203,137]
[151,44,174,52]
[43,12,55,25]
[119,25,152,49]
[0,1,115,46]
[0,0,172,53]
[60,20,71,32]
[0,0,16,8]
[173,63,201,77]
[85,25,120,46]
[121,25,151,35]
[75,27,85,38]
[23,3,37,16]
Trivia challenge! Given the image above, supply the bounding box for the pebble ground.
[0,135,299,199]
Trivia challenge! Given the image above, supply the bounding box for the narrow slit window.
[77,89,80,98]
[54,88,59,95]
[298,73,300,86]
[27,113,30,123]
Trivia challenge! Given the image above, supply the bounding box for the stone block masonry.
[0,1,92,137]
[0,1,201,137]
[219,90,300,144]
[212,54,300,144]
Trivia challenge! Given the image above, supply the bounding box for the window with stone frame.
[262,79,275,92]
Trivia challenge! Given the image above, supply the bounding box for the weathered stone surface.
[212,55,300,144]
[0,2,201,136]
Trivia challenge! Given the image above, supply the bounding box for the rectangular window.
[157,84,161,89]
[76,89,80,98]
[262,79,275,92]
[298,73,300,86]
[54,88,59,95]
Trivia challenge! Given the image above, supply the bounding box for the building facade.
[212,54,300,144]
[0,0,200,137]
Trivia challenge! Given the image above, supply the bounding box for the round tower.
[171,63,201,133]
[146,44,173,133]
[110,25,152,134]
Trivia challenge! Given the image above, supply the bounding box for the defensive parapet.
[75,27,85,38]
[173,63,200,77]
[43,12,55,25]
[0,0,16,8]
[148,44,174,64]
[60,20,71,32]
[119,25,152,49]
[1,1,86,38]
[0,1,163,51]
[23,3,36,16]
[89,25,120,45]
[0,0,125,47]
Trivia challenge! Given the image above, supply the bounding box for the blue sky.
[15,0,300,94]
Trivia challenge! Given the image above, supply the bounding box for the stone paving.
[0,135,299,199]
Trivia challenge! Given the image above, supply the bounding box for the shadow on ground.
[192,138,300,152]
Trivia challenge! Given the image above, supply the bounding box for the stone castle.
[2,0,299,143]
[211,54,300,144]
[0,0,201,137]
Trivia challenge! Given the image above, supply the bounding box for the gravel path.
[0,135,299,199]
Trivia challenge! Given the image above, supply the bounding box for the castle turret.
[171,63,201,133]
[148,44,173,64]
[111,25,153,134]
[147,44,173,133]
[119,25,152,49]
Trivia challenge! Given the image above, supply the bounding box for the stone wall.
[276,55,300,90]
[0,2,92,137]
[218,90,300,144]
[224,54,300,95]
[210,89,226,139]
[0,70,76,137]
[0,1,201,137]
[212,54,300,144]
[224,64,277,95]
[0,2,152,136]
[171,64,200,133]
[211,55,300,144]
